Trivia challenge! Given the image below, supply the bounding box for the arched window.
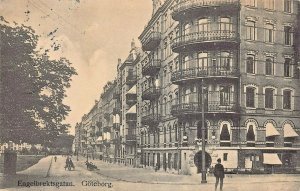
[246,55,255,74]
[163,97,167,116]
[169,125,172,143]
[174,123,178,142]
[246,125,256,147]
[220,122,231,146]
[265,57,274,75]
[197,121,208,140]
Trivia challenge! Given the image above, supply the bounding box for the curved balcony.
[142,59,161,76]
[172,0,240,21]
[171,31,238,53]
[171,102,238,117]
[141,87,161,100]
[141,31,161,51]
[171,66,238,84]
[141,113,160,127]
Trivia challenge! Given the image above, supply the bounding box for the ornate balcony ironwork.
[141,31,161,51]
[125,75,137,85]
[142,59,161,76]
[141,87,161,100]
[141,113,160,126]
[171,31,238,53]
[172,0,240,21]
[171,66,238,84]
[171,102,238,116]
[126,94,137,105]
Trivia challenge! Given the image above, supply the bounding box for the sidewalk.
[74,156,300,185]
[0,156,52,189]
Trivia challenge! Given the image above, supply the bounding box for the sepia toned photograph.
[1,0,300,190]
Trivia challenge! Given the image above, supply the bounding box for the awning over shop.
[266,123,280,137]
[283,124,299,138]
[96,136,103,142]
[263,153,282,165]
[126,104,137,114]
[126,85,136,94]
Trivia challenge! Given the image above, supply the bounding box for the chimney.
[118,58,122,65]
[131,39,135,49]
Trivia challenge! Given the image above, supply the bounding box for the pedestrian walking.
[54,156,57,162]
[214,158,225,191]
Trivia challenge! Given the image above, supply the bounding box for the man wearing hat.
[214,158,225,191]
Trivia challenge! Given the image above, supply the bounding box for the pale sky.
[0,0,152,135]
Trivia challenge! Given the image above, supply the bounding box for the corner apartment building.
[137,0,300,174]
[75,0,300,174]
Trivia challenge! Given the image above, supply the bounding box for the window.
[265,57,274,75]
[284,58,292,77]
[246,0,256,7]
[246,21,256,40]
[163,127,167,143]
[264,0,274,10]
[284,0,292,13]
[198,18,209,33]
[163,97,167,116]
[283,90,291,109]
[220,86,231,106]
[246,55,255,74]
[265,23,274,43]
[223,153,228,161]
[220,17,232,31]
[182,55,189,70]
[246,87,255,108]
[183,23,191,35]
[220,124,231,146]
[246,125,255,142]
[284,26,293,46]
[174,124,178,142]
[265,88,274,109]
[220,52,231,70]
[197,52,208,71]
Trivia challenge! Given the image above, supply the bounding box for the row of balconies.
[141,30,238,54]
[171,0,240,21]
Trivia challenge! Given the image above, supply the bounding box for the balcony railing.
[126,94,137,105]
[141,31,161,51]
[142,59,161,76]
[141,87,161,100]
[172,0,240,20]
[171,31,238,52]
[171,66,238,84]
[126,75,137,85]
[171,102,237,116]
[141,113,160,126]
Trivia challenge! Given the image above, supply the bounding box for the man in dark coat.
[214,158,225,191]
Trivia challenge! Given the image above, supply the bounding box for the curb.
[45,156,53,178]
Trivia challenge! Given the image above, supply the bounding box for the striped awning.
[266,123,280,137]
[263,153,282,165]
[126,85,136,94]
[126,104,137,114]
[283,124,298,138]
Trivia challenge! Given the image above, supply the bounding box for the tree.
[0,16,77,144]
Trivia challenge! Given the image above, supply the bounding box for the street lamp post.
[201,79,207,184]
